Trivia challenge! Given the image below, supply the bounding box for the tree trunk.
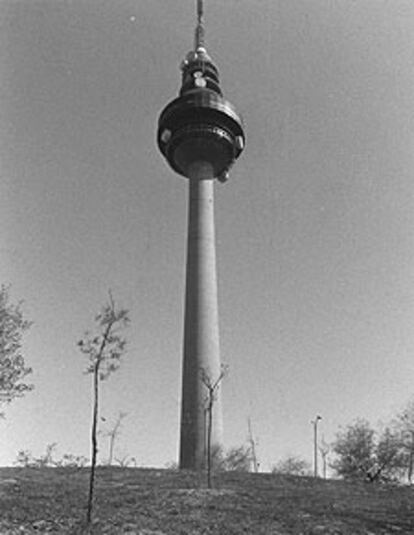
[87,360,100,524]
[206,398,213,489]
[107,416,123,466]
[408,433,414,484]
[108,432,115,466]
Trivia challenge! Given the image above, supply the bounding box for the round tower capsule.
[157,43,245,180]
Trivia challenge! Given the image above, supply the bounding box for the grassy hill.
[0,466,412,534]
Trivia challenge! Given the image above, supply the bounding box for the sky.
[1,0,414,472]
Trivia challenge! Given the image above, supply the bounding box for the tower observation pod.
[157,0,245,470]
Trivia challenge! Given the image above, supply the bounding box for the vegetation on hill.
[0,285,33,417]
[0,466,412,534]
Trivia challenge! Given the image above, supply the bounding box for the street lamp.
[311,415,322,478]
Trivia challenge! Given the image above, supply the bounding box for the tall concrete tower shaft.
[157,0,245,470]
[180,162,222,469]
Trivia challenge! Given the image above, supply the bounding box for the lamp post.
[311,415,322,478]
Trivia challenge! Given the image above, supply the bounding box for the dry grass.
[0,467,413,534]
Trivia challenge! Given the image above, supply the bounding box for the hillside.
[0,467,412,534]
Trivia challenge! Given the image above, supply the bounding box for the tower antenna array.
[195,0,205,50]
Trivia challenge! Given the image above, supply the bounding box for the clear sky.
[1,0,414,471]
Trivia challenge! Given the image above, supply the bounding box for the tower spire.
[195,0,205,50]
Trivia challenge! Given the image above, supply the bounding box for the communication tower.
[157,0,245,469]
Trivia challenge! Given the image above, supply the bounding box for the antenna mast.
[195,0,205,50]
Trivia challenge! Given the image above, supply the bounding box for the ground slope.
[0,467,412,534]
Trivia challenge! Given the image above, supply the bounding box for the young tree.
[0,285,33,416]
[319,437,330,479]
[103,411,128,465]
[60,453,88,468]
[15,447,88,468]
[200,364,227,488]
[331,419,408,482]
[15,449,33,467]
[331,419,375,480]
[78,292,129,525]
[114,455,136,467]
[395,398,414,483]
[222,445,252,472]
[33,442,58,467]
[247,417,259,473]
[374,426,406,482]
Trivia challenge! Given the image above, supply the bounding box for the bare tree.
[34,442,58,467]
[311,415,322,477]
[103,411,128,465]
[200,365,227,489]
[221,445,251,472]
[78,292,129,525]
[247,417,259,473]
[318,436,330,479]
[115,455,136,467]
[15,450,33,467]
[0,285,33,416]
